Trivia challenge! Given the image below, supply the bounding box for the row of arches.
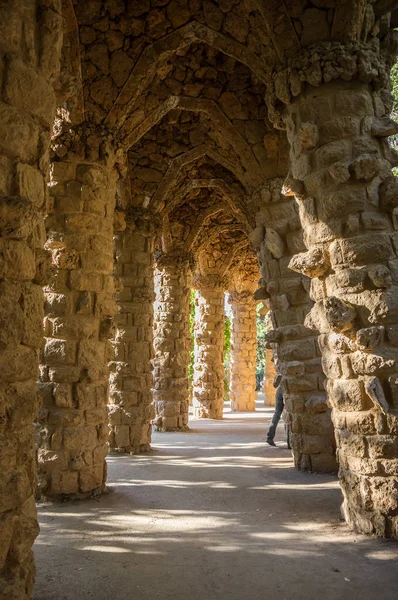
[2,1,398,597]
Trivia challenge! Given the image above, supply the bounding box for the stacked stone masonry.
[192,276,225,419]
[108,213,155,454]
[283,74,398,537]
[251,178,337,472]
[38,148,117,499]
[3,3,398,599]
[0,1,63,597]
[229,291,257,412]
[153,252,192,431]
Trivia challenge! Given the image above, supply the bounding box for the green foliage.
[256,305,267,385]
[223,315,231,400]
[188,290,195,383]
[391,61,398,113]
[390,61,398,164]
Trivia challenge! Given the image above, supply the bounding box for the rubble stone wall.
[153,252,192,431]
[108,213,155,454]
[229,291,257,412]
[0,1,63,597]
[192,277,225,419]
[251,179,337,472]
[284,74,398,536]
[38,145,117,499]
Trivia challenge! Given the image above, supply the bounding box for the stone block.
[0,101,39,162]
[51,471,79,495]
[44,338,76,365]
[16,163,45,208]
[79,464,105,493]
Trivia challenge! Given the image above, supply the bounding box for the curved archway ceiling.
[68,0,306,283]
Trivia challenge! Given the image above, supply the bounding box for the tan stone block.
[79,464,105,493]
[70,270,103,292]
[114,425,130,447]
[51,471,79,495]
[48,366,81,383]
[5,55,55,123]
[44,293,72,317]
[0,101,39,161]
[53,383,73,408]
[85,408,107,425]
[44,338,76,365]
[76,383,106,410]
[0,511,16,569]
[0,239,35,280]
[16,162,45,208]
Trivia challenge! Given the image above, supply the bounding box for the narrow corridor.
[34,406,398,600]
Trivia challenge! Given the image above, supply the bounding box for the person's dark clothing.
[266,385,284,442]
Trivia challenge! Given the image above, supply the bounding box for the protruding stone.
[324,297,356,334]
[289,247,330,278]
[371,116,398,137]
[368,264,392,288]
[364,376,390,414]
[379,176,398,212]
[265,228,285,259]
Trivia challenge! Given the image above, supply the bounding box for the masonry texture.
[153,252,192,431]
[108,213,155,454]
[192,276,225,419]
[2,1,398,598]
[0,2,63,598]
[229,291,257,412]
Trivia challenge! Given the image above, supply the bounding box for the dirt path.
[33,405,398,600]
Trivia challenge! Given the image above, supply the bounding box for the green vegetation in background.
[223,315,231,400]
[256,304,267,389]
[188,290,195,384]
[390,61,398,174]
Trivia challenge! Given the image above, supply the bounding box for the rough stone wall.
[108,212,155,453]
[0,1,62,597]
[38,126,118,499]
[192,276,225,419]
[229,291,257,412]
[153,251,192,431]
[282,74,398,536]
[250,178,337,473]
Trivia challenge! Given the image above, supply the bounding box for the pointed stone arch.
[183,202,248,253]
[193,223,246,256]
[122,95,261,181]
[149,144,254,213]
[105,21,267,130]
[164,177,252,230]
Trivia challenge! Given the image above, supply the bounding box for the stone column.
[272,43,398,536]
[251,177,336,473]
[108,212,156,453]
[0,1,62,597]
[192,275,225,419]
[38,125,119,499]
[153,251,192,431]
[229,291,257,412]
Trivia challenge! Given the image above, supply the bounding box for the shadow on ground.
[33,406,398,600]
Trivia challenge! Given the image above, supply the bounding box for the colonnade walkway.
[33,400,398,600]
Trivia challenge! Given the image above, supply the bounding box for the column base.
[154,424,190,432]
[230,401,256,412]
[38,483,109,503]
[193,404,223,419]
[110,444,152,455]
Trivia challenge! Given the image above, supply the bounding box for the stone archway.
[2,1,398,597]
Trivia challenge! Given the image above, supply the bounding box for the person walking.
[266,374,284,447]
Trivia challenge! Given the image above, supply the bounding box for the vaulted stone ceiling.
[60,0,394,281]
